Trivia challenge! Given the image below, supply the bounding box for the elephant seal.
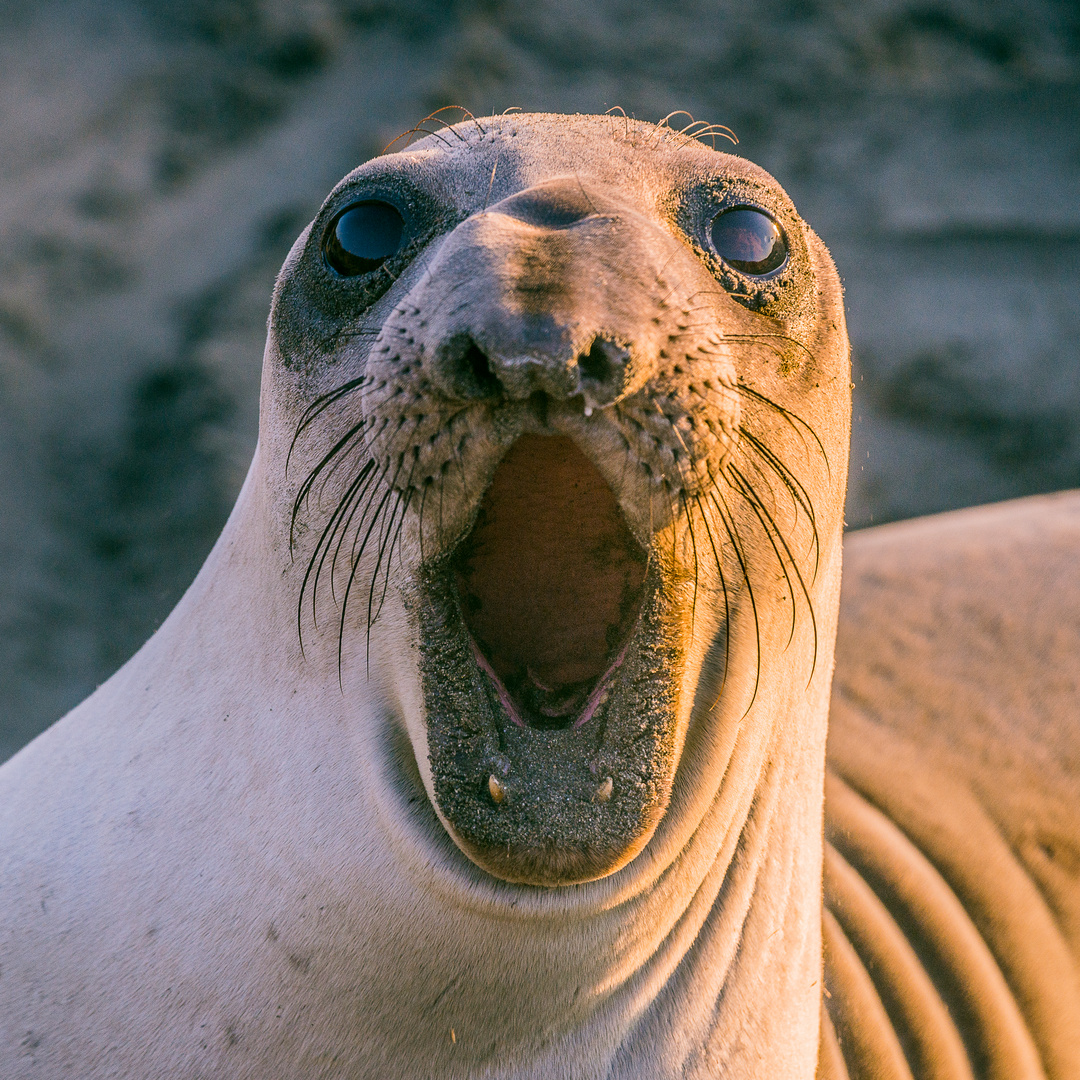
[0,112,1074,1079]
[1,112,848,1078]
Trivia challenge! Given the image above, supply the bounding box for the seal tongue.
[453,434,646,729]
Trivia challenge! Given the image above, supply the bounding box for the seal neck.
[147,451,832,1079]
[356,602,830,1079]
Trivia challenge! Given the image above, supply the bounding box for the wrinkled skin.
[822,495,1080,1080]
[0,115,852,1079]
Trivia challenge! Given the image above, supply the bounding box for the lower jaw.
[412,557,687,886]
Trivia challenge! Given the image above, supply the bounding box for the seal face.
[276,114,833,886]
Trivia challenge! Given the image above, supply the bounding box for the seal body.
[4,112,1072,1080]
[821,492,1080,1079]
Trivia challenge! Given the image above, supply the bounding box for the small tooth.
[488,775,508,804]
[594,777,614,803]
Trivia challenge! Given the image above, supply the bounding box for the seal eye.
[709,207,788,276]
[324,200,405,276]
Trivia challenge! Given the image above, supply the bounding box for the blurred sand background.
[1,0,1078,759]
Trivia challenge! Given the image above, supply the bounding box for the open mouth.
[452,435,647,731]
[415,433,688,886]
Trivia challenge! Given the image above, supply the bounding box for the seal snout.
[486,175,600,230]
[361,171,741,556]
[434,332,632,410]
[392,175,673,410]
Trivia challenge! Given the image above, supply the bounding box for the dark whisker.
[725,332,816,368]
[437,465,447,548]
[695,494,732,709]
[729,463,818,681]
[288,375,368,477]
[373,486,413,629]
[366,490,405,672]
[648,398,702,634]
[337,486,394,687]
[335,459,398,600]
[664,480,680,582]
[417,477,430,565]
[738,427,820,579]
[290,417,370,546]
[313,419,379,505]
[735,382,829,475]
[329,461,383,599]
[296,458,376,649]
[728,465,798,646]
[287,319,381,381]
[737,427,815,532]
[681,491,700,636]
[709,483,761,715]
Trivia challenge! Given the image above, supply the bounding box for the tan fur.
[2,112,1074,1080]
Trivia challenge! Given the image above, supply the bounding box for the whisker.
[288,376,369,473]
[735,382,829,475]
[313,419,379,505]
[373,486,413,630]
[680,491,700,636]
[290,416,371,546]
[709,483,761,715]
[329,462,383,599]
[725,332,816,368]
[678,120,737,149]
[734,436,785,535]
[728,465,797,646]
[729,463,818,682]
[337,486,394,687]
[366,490,405,672]
[296,458,376,646]
[417,477,430,565]
[696,494,732,710]
[738,427,820,579]
[382,122,452,154]
[425,106,480,139]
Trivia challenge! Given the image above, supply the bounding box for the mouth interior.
[453,435,647,730]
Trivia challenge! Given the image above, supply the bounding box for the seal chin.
[414,434,690,886]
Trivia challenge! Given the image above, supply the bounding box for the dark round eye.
[324,200,405,276]
[709,207,788,276]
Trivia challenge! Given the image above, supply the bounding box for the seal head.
[274,114,845,886]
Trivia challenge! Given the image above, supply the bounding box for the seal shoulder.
[824,491,1080,1079]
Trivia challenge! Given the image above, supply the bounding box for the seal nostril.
[576,338,630,407]
[579,340,614,384]
[464,343,498,396]
[439,337,501,400]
